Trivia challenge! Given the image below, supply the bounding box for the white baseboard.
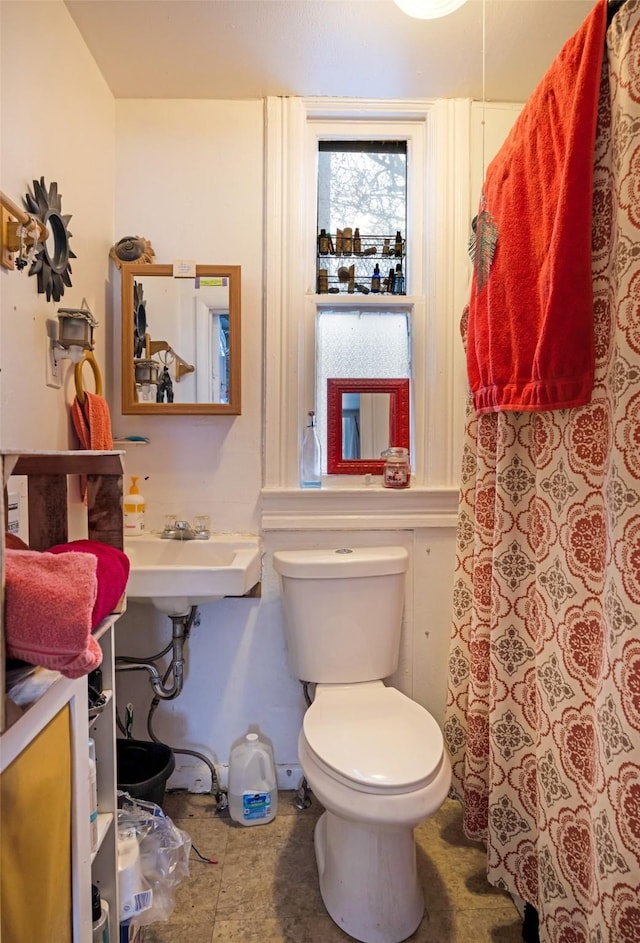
[167,760,305,794]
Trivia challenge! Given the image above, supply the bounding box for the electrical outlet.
[45,338,62,389]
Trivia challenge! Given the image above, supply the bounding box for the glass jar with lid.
[382,447,410,489]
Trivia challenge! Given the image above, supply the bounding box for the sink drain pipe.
[116,608,192,699]
[115,606,227,809]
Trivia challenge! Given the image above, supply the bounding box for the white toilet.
[272,546,452,943]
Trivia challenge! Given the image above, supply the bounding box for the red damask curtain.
[444,5,640,942]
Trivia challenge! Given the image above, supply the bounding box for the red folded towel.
[5,549,102,679]
[466,0,608,414]
[47,539,130,626]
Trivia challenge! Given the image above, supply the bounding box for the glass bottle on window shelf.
[393,263,405,295]
[394,231,403,257]
[386,267,396,294]
[371,264,381,293]
[318,229,330,255]
[301,411,322,488]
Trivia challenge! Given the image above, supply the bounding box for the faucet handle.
[194,515,210,536]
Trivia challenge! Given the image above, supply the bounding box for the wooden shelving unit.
[1,450,125,942]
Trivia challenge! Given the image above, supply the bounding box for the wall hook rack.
[0,191,48,271]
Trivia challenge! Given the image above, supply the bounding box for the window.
[314,138,412,473]
[264,97,469,506]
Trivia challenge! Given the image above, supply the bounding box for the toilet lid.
[302,685,444,793]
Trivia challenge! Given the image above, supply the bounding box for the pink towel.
[4,549,102,679]
[466,0,608,415]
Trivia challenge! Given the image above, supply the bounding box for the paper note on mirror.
[173,259,197,278]
[196,277,229,288]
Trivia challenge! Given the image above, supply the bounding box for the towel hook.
[74,350,103,405]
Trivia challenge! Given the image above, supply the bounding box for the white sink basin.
[124,534,261,615]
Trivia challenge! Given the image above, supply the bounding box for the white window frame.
[262,97,473,531]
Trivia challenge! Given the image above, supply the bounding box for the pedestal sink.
[124,534,261,615]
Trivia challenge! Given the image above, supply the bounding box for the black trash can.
[116,738,175,807]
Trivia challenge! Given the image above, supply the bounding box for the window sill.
[311,292,418,305]
[260,485,458,531]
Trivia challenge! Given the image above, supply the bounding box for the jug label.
[242,791,272,820]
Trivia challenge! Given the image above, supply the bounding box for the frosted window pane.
[316,309,410,472]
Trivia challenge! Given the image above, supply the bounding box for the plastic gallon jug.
[228,733,278,826]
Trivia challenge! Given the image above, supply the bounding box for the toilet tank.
[272,547,409,684]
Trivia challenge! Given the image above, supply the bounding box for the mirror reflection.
[121,263,241,415]
[341,392,391,460]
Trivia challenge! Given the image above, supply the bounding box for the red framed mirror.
[327,378,410,475]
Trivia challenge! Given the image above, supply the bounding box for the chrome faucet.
[161,519,210,540]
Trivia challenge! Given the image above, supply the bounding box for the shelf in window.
[318,233,405,256]
[317,250,406,294]
[316,281,406,297]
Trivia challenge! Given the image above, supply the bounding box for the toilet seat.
[302,683,445,796]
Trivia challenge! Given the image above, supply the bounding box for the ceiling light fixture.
[392,0,469,19]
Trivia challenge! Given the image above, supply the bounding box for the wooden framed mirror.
[121,263,241,415]
[326,378,410,475]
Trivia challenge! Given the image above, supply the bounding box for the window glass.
[317,141,407,236]
[316,309,410,472]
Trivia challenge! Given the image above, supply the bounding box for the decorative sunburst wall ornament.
[24,177,75,302]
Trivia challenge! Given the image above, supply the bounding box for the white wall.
[1,1,115,452]
[470,101,523,210]
[110,98,292,788]
[111,99,264,534]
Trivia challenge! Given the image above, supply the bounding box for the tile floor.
[140,791,524,943]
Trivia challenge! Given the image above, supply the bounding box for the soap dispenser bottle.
[300,411,321,489]
[124,476,146,536]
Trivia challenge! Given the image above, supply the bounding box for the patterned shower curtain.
[444,5,640,942]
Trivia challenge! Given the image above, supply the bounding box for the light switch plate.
[46,339,62,389]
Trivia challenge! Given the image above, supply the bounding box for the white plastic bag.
[117,791,192,926]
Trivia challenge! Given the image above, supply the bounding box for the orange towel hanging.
[74,350,103,405]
